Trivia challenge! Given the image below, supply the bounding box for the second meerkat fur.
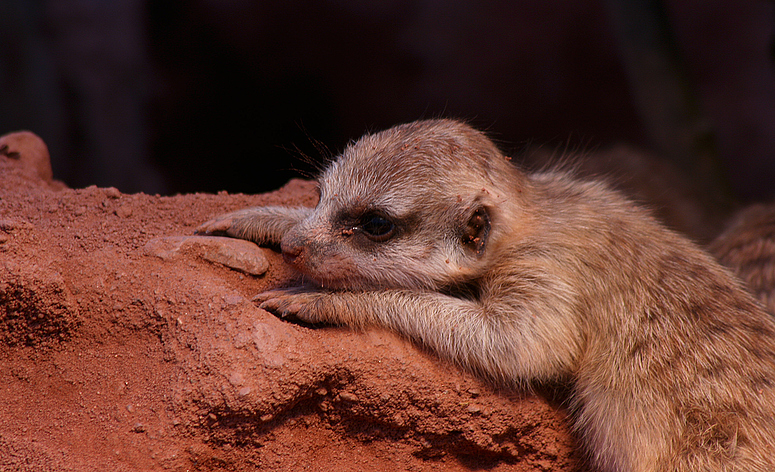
[710,203,775,315]
[197,119,775,472]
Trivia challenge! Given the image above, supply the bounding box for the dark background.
[2,0,774,202]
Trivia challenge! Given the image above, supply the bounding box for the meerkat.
[197,119,775,472]
[710,203,775,315]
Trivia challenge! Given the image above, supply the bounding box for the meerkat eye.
[359,214,396,242]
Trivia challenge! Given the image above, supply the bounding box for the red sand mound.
[0,132,578,471]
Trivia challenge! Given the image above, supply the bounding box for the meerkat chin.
[197,119,775,472]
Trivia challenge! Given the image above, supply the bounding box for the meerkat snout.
[280,238,304,266]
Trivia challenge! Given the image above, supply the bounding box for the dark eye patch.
[359,213,396,242]
[335,205,408,244]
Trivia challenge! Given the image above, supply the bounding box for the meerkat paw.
[253,289,333,324]
[194,213,239,236]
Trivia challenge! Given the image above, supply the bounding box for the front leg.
[196,206,312,246]
[255,288,576,383]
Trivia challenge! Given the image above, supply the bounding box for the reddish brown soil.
[0,133,580,471]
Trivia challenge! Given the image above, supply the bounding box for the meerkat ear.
[462,207,491,257]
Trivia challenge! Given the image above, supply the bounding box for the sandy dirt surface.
[0,132,581,471]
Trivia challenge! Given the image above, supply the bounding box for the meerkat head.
[280,119,529,291]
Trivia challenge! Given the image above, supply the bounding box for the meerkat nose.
[280,240,304,265]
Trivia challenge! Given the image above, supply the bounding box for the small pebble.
[228,372,245,386]
[338,391,358,402]
[115,205,133,218]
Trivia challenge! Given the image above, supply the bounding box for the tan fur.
[709,203,775,315]
[197,119,775,471]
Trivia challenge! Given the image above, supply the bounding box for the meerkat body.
[710,203,775,315]
[197,119,775,471]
